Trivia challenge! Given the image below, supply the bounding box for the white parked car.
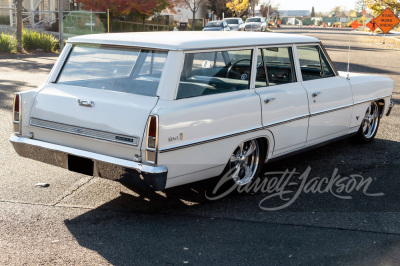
[223,17,245,31]
[10,32,394,191]
[245,17,267,31]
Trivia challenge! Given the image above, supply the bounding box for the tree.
[259,1,279,18]
[77,0,171,31]
[330,6,347,17]
[311,6,315,17]
[249,0,259,17]
[364,0,400,14]
[355,0,367,12]
[207,0,228,20]
[226,0,249,17]
[16,0,22,53]
[177,0,207,30]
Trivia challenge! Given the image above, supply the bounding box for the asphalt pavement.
[0,28,399,265]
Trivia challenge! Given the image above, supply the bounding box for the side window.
[176,49,252,99]
[255,46,296,88]
[297,45,334,81]
[138,51,167,78]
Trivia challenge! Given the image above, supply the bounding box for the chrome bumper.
[9,136,168,191]
[386,101,394,116]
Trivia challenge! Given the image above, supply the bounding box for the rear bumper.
[9,135,168,191]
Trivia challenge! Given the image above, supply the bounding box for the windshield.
[224,19,238,24]
[206,22,223,27]
[57,45,167,97]
[247,18,261,23]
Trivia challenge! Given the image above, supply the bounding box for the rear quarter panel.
[344,72,394,128]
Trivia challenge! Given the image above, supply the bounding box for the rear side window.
[176,49,252,99]
[255,47,297,88]
[297,45,335,81]
[57,45,167,97]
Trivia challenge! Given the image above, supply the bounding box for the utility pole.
[58,0,64,50]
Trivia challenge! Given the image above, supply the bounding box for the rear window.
[224,19,239,24]
[57,45,167,97]
[247,18,261,22]
[206,22,223,27]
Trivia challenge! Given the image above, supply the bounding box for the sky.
[275,0,358,13]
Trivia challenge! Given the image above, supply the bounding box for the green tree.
[365,0,400,14]
[207,0,228,19]
[311,6,315,17]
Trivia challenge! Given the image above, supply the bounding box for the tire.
[352,101,380,143]
[221,139,266,186]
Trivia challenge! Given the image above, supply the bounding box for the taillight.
[148,116,157,141]
[146,115,158,164]
[13,93,22,135]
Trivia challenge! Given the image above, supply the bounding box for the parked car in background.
[223,17,245,31]
[10,32,394,191]
[202,21,231,31]
[245,17,267,31]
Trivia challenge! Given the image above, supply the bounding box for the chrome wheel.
[228,140,260,185]
[362,101,379,139]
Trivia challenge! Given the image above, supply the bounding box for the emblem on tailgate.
[115,136,134,143]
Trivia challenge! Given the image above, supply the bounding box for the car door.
[296,44,353,143]
[156,48,262,179]
[254,45,309,156]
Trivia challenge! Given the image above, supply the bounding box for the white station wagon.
[10,32,394,191]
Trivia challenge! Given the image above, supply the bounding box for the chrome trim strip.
[160,114,309,153]
[310,104,353,117]
[159,95,392,153]
[30,118,139,146]
[160,126,264,153]
[263,114,310,128]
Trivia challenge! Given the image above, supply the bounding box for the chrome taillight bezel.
[13,93,22,135]
[145,115,159,165]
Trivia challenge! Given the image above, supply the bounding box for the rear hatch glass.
[57,45,167,97]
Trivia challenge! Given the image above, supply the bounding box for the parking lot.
[0,28,399,264]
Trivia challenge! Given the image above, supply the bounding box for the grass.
[22,30,57,52]
[0,33,17,53]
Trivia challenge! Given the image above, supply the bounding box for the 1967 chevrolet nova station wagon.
[10,32,394,191]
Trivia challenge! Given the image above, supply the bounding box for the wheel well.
[256,137,269,163]
[377,99,385,117]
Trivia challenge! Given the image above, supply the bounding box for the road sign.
[374,8,400,34]
[366,18,378,32]
[350,19,360,30]
[362,10,367,16]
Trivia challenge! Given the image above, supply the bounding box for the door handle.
[312,92,321,98]
[264,97,276,104]
[77,99,94,107]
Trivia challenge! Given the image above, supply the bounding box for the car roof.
[68,31,319,51]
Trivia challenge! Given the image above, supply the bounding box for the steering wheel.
[226,59,251,79]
